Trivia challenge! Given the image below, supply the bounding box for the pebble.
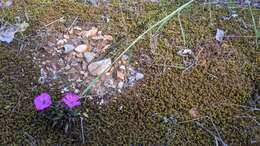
[122,54,129,64]
[64,64,71,70]
[36,25,145,100]
[75,44,89,53]
[92,35,104,40]
[74,89,80,94]
[64,44,75,54]
[216,29,225,42]
[82,27,98,38]
[119,65,126,70]
[127,70,144,85]
[97,31,102,36]
[74,26,82,31]
[103,35,113,41]
[80,71,88,77]
[69,29,74,35]
[95,86,106,97]
[101,44,110,52]
[122,54,129,61]
[99,99,105,105]
[189,107,199,118]
[63,34,70,39]
[47,41,56,47]
[104,78,116,88]
[128,76,136,85]
[117,71,125,80]
[135,72,144,81]
[82,62,88,71]
[57,39,65,45]
[92,47,99,53]
[62,87,70,93]
[52,71,59,80]
[117,81,124,89]
[71,60,79,66]
[55,48,63,54]
[84,52,96,63]
[177,49,192,56]
[105,70,112,76]
[76,79,83,83]
[38,77,45,84]
[76,53,83,58]
[71,38,81,45]
[88,58,112,76]
[83,72,88,78]
[57,58,65,67]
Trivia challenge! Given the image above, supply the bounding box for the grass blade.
[81,0,194,97]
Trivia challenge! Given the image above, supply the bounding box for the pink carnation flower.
[62,92,80,109]
[34,92,52,111]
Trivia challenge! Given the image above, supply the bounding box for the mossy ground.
[0,0,259,145]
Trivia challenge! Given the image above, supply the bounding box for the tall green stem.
[81,0,194,97]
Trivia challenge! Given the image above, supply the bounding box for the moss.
[0,0,259,145]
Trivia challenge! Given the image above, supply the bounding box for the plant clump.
[34,92,81,133]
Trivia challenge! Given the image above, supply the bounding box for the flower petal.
[34,92,52,111]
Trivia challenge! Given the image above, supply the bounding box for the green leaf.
[256,30,260,38]
[74,108,80,112]
[64,123,69,134]
[52,121,57,128]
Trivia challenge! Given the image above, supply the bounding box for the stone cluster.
[34,26,144,99]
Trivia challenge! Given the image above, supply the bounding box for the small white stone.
[119,105,123,110]
[101,44,110,52]
[183,49,192,55]
[119,65,126,70]
[76,53,83,58]
[64,64,71,70]
[177,49,192,56]
[74,26,82,31]
[117,81,124,89]
[63,39,68,43]
[99,99,105,105]
[103,35,113,41]
[122,54,129,61]
[135,72,144,81]
[76,79,83,83]
[69,29,74,35]
[216,29,225,42]
[75,44,88,53]
[117,71,125,80]
[74,89,80,94]
[82,27,98,38]
[64,44,75,54]
[57,39,65,45]
[84,52,96,63]
[91,35,104,40]
[104,78,116,88]
[83,72,88,77]
[97,31,102,36]
[80,71,85,74]
[64,34,70,39]
[88,58,112,76]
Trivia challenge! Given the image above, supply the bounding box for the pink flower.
[34,92,52,111]
[62,92,80,109]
